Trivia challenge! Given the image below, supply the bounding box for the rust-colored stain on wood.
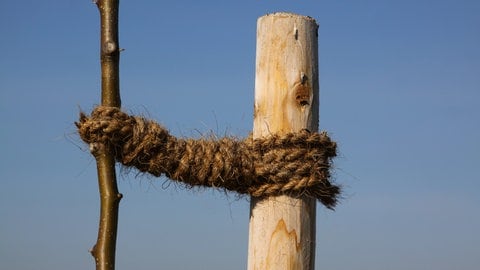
[265,219,301,269]
[255,58,296,134]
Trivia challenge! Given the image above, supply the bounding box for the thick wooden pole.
[90,1,122,270]
[248,13,319,270]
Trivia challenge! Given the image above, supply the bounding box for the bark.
[90,1,122,270]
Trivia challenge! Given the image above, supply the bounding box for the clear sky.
[1,0,479,269]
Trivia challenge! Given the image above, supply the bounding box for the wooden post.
[248,13,319,270]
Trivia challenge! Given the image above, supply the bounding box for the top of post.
[258,12,318,27]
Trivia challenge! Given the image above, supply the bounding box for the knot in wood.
[76,106,340,209]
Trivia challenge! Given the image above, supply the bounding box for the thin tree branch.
[89,1,122,270]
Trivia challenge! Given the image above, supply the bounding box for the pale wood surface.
[248,13,319,270]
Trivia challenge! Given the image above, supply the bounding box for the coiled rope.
[77,106,340,208]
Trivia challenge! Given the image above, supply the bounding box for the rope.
[76,106,340,209]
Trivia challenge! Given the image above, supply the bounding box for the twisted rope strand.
[76,106,340,208]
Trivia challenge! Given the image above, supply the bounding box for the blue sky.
[1,0,479,269]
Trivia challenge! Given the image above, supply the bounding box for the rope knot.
[76,106,340,209]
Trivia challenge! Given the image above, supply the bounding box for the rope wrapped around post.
[76,106,340,209]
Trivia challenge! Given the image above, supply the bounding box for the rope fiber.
[76,106,340,209]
